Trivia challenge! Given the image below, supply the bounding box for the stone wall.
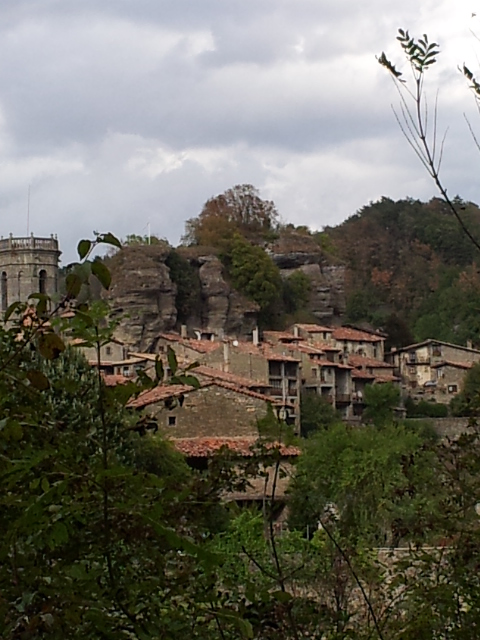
[148,384,268,438]
[0,235,60,310]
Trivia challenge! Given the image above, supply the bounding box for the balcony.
[335,393,351,404]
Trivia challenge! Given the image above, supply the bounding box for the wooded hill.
[325,196,480,348]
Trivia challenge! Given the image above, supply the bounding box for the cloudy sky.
[0,1,478,262]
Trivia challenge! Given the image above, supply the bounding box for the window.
[1,272,7,311]
[168,415,177,426]
[106,346,112,356]
[39,269,47,295]
[122,366,130,377]
[311,367,318,378]
[448,384,458,394]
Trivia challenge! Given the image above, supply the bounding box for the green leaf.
[37,332,66,360]
[167,346,178,376]
[48,521,68,550]
[4,300,24,321]
[271,590,293,603]
[175,374,200,389]
[98,232,122,249]
[66,273,83,298]
[155,357,164,382]
[26,370,50,391]
[91,260,111,290]
[77,239,92,260]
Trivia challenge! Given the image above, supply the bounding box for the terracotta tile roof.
[374,374,401,383]
[128,383,196,408]
[313,343,342,352]
[333,327,385,342]
[348,354,393,369]
[102,374,130,386]
[431,360,473,370]
[172,436,301,458]
[88,357,146,367]
[294,323,333,333]
[157,333,221,354]
[288,342,325,356]
[194,364,269,388]
[183,339,222,354]
[263,330,301,342]
[351,368,376,380]
[128,380,289,409]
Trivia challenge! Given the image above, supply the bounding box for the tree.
[363,382,400,427]
[183,184,279,249]
[227,234,283,326]
[300,391,338,437]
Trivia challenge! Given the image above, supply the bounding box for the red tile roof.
[172,437,300,458]
[157,333,222,354]
[128,380,289,409]
[431,360,473,370]
[333,327,385,343]
[102,374,130,386]
[351,368,376,380]
[128,383,195,408]
[263,330,302,342]
[348,354,393,369]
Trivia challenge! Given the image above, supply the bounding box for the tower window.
[1,272,7,311]
[39,269,47,295]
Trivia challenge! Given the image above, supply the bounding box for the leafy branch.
[378,29,480,255]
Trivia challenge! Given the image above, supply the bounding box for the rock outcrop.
[105,236,346,350]
[270,233,346,321]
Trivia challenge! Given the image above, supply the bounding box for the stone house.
[332,327,385,361]
[71,338,148,378]
[204,341,301,430]
[128,380,287,439]
[430,361,472,398]
[388,339,480,399]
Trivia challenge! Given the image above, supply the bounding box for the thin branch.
[320,522,385,640]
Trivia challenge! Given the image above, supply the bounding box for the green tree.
[363,382,400,427]
[227,234,283,326]
[300,391,338,437]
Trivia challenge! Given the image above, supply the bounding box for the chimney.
[223,341,230,372]
[217,328,224,340]
[253,326,259,346]
[180,324,187,339]
[467,339,473,349]
[293,325,299,338]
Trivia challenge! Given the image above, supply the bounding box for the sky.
[0,1,479,263]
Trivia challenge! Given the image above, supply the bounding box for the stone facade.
[0,234,60,310]
[136,383,270,439]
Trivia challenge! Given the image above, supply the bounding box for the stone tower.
[0,234,61,311]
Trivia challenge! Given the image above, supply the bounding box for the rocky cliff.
[105,239,345,350]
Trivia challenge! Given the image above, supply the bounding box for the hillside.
[326,196,480,348]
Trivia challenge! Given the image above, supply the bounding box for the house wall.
[146,385,268,438]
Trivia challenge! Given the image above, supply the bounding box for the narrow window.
[17,271,23,299]
[168,415,177,426]
[39,269,47,295]
[1,272,7,311]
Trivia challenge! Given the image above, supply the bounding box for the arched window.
[39,269,47,295]
[1,272,8,311]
